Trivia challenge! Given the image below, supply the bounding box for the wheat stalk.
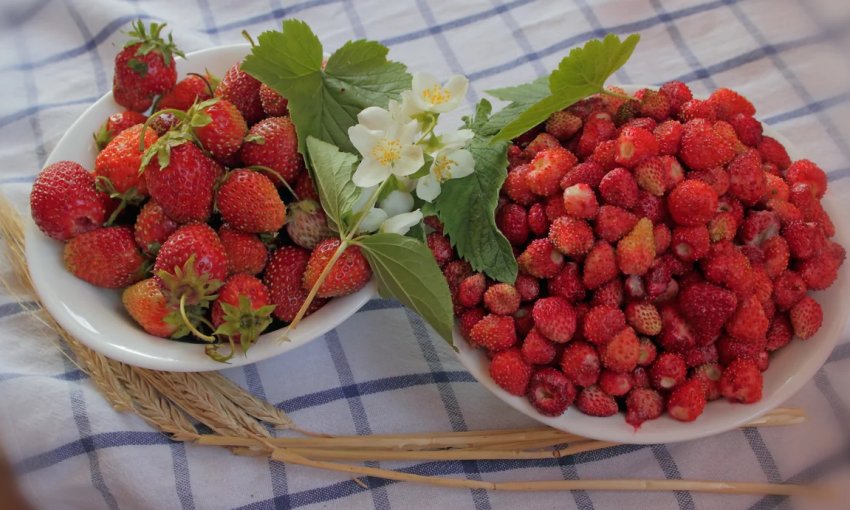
[199,372,295,430]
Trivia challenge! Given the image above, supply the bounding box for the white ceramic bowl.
[25,44,375,372]
[455,87,850,444]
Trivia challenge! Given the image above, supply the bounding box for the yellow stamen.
[371,138,402,166]
[432,156,456,181]
[421,85,451,105]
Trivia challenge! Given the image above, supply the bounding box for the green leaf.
[304,136,359,231]
[431,99,517,283]
[484,76,550,135]
[242,19,411,154]
[358,234,454,345]
[492,34,639,142]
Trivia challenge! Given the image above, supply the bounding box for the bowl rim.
[453,85,850,443]
[25,43,377,372]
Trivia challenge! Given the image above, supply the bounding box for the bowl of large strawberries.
[452,83,849,443]
[25,29,375,372]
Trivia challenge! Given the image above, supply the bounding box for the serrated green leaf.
[484,76,550,135]
[358,234,454,345]
[305,136,358,231]
[432,99,517,283]
[492,33,639,142]
[242,19,411,154]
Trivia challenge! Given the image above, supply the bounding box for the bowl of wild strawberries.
[448,83,849,443]
[25,37,374,372]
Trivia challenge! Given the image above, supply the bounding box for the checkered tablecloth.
[2,0,850,509]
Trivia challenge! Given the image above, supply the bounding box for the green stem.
[180,294,216,342]
[600,88,632,101]
[279,181,387,337]
[105,198,128,226]
[248,165,299,200]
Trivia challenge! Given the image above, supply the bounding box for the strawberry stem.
[248,165,299,200]
[279,181,387,337]
[179,294,216,342]
[187,72,215,96]
[601,88,632,101]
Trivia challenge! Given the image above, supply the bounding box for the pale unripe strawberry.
[286,200,334,249]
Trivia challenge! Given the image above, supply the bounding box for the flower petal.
[446,149,475,179]
[444,75,469,101]
[392,144,425,177]
[352,184,379,213]
[380,210,423,235]
[357,106,395,131]
[348,125,381,157]
[352,158,391,188]
[439,129,474,151]
[358,207,389,233]
[416,173,442,202]
[379,190,415,217]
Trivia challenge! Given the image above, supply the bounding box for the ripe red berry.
[726,295,770,344]
[489,349,532,396]
[789,296,823,340]
[719,358,763,403]
[470,314,517,351]
[549,216,594,256]
[773,270,807,310]
[598,167,639,208]
[680,119,735,171]
[503,164,537,206]
[637,337,657,366]
[64,226,145,289]
[521,328,557,365]
[527,203,549,236]
[583,305,626,345]
[527,368,577,416]
[672,225,710,262]
[599,369,634,397]
[514,273,540,302]
[667,179,718,227]
[575,385,618,417]
[601,326,640,373]
[678,282,738,338]
[729,113,763,146]
[561,160,606,189]
[625,302,662,336]
[458,307,486,340]
[496,203,530,246]
[659,81,693,112]
[548,263,586,302]
[625,387,663,427]
[583,241,618,290]
[303,238,372,298]
[457,273,486,308]
[649,352,687,390]
[31,161,111,241]
[518,239,564,278]
[616,218,656,276]
[666,379,706,422]
[562,183,599,219]
[484,283,521,316]
[532,296,576,343]
[595,205,638,243]
[426,232,454,267]
[785,159,827,199]
[757,136,791,171]
[217,169,286,233]
[546,111,583,141]
[219,226,268,276]
[560,341,601,387]
[707,88,756,121]
[614,126,658,168]
[527,148,577,197]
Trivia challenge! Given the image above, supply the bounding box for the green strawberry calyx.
[125,20,186,67]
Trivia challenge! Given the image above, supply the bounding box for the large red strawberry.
[303,238,372,298]
[157,73,214,111]
[215,63,264,125]
[64,226,146,288]
[153,223,228,306]
[94,124,157,200]
[185,98,247,161]
[122,278,185,338]
[112,21,184,112]
[143,140,222,223]
[218,226,268,275]
[30,161,111,241]
[216,169,286,233]
[240,117,304,185]
[287,200,334,249]
[134,199,178,256]
[211,273,275,351]
[259,83,289,117]
[93,110,148,151]
[263,246,328,322]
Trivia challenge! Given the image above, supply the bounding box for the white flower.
[357,207,388,234]
[416,148,475,202]
[349,107,424,188]
[437,129,474,152]
[351,185,379,214]
[380,210,423,235]
[411,73,469,114]
[379,190,415,217]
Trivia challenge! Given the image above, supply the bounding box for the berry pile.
[30,22,371,360]
[441,82,844,426]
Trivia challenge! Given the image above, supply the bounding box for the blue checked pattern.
[1,0,850,508]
